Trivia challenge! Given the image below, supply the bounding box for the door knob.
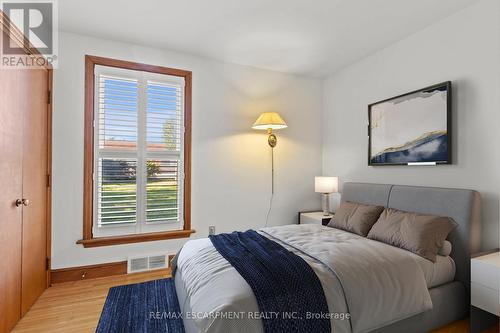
[22,199,30,206]
[15,199,23,207]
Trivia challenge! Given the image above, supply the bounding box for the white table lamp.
[315,176,338,216]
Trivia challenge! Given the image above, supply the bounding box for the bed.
[174,183,481,332]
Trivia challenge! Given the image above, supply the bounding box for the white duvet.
[174,224,433,333]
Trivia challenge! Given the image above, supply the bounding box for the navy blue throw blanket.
[209,230,331,333]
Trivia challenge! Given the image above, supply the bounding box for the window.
[79,56,193,247]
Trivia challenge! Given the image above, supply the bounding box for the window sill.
[76,229,195,248]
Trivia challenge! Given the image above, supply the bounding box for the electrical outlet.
[209,226,216,235]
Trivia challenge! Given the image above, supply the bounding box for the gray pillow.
[367,208,457,262]
[328,201,385,236]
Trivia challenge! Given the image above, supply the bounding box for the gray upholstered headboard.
[342,182,481,293]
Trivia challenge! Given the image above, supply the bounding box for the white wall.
[52,32,323,269]
[53,0,500,268]
[322,0,500,250]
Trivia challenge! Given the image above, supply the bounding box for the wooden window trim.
[79,55,193,248]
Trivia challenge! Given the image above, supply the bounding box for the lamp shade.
[315,176,339,194]
[252,112,287,130]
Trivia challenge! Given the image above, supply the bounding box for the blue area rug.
[96,278,184,333]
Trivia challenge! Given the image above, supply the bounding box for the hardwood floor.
[429,319,498,333]
[11,269,496,333]
[12,269,170,333]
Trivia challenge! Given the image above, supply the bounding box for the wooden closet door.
[20,68,49,316]
[0,69,23,332]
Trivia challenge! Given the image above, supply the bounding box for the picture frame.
[368,81,452,166]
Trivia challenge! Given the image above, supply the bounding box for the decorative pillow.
[438,240,452,257]
[367,208,457,262]
[328,201,385,236]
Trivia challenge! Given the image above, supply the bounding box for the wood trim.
[183,72,192,232]
[84,55,191,77]
[77,230,195,248]
[0,10,53,70]
[50,261,128,284]
[0,11,29,53]
[50,262,172,284]
[168,254,176,267]
[82,56,94,241]
[81,55,193,246]
[46,69,53,286]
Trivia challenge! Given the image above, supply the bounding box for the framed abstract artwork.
[368,81,451,166]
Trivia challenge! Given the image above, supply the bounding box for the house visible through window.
[80,56,192,246]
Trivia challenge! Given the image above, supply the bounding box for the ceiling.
[59,0,478,77]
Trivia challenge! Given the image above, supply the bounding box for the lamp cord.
[271,147,274,194]
[265,147,274,227]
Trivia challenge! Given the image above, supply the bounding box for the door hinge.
[47,90,52,104]
[46,257,50,271]
[46,174,51,188]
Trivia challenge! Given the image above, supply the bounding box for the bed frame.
[342,182,481,332]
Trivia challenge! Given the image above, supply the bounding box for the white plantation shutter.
[145,159,180,223]
[146,81,182,152]
[98,75,138,149]
[97,158,137,226]
[93,65,185,236]
[145,80,183,225]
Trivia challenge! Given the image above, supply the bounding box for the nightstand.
[471,251,500,316]
[298,211,334,226]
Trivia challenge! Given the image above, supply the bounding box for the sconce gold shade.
[251,112,288,130]
[252,112,287,148]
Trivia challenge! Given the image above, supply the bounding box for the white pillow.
[438,240,452,256]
